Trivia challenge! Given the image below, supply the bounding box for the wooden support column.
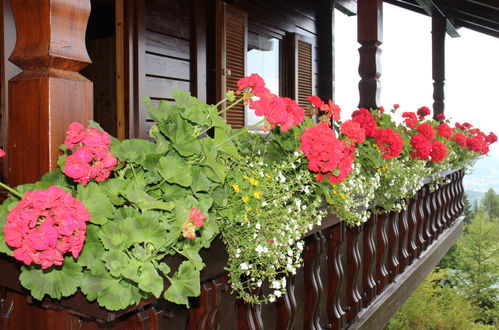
[316,0,335,101]
[432,15,445,118]
[7,0,92,186]
[357,0,382,109]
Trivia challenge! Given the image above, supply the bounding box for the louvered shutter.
[289,33,314,109]
[216,2,247,128]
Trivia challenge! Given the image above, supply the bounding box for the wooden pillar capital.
[357,0,383,109]
[9,0,91,71]
[7,0,93,186]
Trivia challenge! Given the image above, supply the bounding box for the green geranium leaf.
[172,89,203,109]
[19,258,82,300]
[163,260,200,306]
[138,262,163,298]
[0,198,17,255]
[99,221,128,250]
[201,140,227,183]
[158,155,192,187]
[191,166,211,193]
[158,262,171,276]
[40,169,69,187]
[180,246,204,270]
[214,127,239,158]
[211,186,228,207]
[145,98,179,124]
[77,183,114,225]
[122,213,170,249]
[198,216,219,248]
[100,179,125,206]
[77,225,107,275]
[122,184,175,211]
[159,114,202,157]
[181,105,209,125]
[102,250,131,277]
[81,272,142,311]
[112,139,156,164]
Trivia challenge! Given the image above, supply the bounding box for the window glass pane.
[246,32,280,127]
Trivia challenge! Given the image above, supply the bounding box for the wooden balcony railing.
[0,170,466,329]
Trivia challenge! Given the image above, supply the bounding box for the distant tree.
[452,211,499,325]
[481,188,499,220]
[386,270,491,330]
[463,192,475,224]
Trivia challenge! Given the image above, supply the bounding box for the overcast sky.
[335,2,499,155]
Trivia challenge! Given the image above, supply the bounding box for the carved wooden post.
[7,0,93,186]
[432,16,445,118]
[357,0,382,108]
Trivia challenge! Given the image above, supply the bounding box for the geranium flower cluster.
[299,122,354,184]
[238,73,305,132]
[403,112,448,162]
[307,95,341,124]
[63,122,117,185]
[454,122,497,155]
[182,208,206,239]
[3,186,90,269]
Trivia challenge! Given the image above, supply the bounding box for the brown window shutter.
[287,33,314,109]
[216,2,247,129]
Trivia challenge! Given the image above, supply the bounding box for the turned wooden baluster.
[413,189,425,258]
[457,170,465,215]
[374,213,389,293]
[326,223,346,329]
[361,216,377,307]
[344,225,363,324]
[189,279,224,330]
[442,175,452,229]
[385,211,400,283]
[421,184,433,251]
[238,301,264,330]
[398,204,410,271]
[276,276,298,330]
[428,188,439,245]
[402,198,418,265]
[303,231,327,330]
[451,171,461,221]
[7,0,93,186]
[433,185,444,239]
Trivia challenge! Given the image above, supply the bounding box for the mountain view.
[463,150,499,203]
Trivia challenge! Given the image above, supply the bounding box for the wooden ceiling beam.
[465,0,499,11]
[447,2,499,26]
[414,0,461,37]
[335,0,357,16]
[459,20,499,38]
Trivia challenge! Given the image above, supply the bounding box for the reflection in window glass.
[246,32,280,127]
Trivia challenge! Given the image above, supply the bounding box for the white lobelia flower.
[272,280,281,289]
[274,290,282,298]
[240,262,249,270]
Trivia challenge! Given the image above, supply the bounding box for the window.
[246,31,280,126]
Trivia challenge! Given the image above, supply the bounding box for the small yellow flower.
[242,196,249,203]
[333,190,337,195]
[243,175,249,180]
[232,184,240,193]
[253,191,261,199]
[251,170,258,175]
[265,173,271,178]
[340,193,346,199]
[249,178,259,186]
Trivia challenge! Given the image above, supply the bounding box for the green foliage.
[387,270,492,330]
[481,188,499,220]
[452,211,499,324]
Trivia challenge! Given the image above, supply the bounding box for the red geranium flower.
[410,134,432,160]
[452,132,467,148]
[430,140,447,162]
[435,113,446,121]
[4,186,90,269]
[340,120,365,144]
[373,128,404,160]
[486,132,497,144]
[250,94,305,132]
[182,208,206,239]
[0,148,5,158]
[417,106,431,118]
[466,136,485,153]
[402,112,418,129]
[416,123,436,140]
[237,73,270,97]
[436,123,453,140]
[307,95,325,109]
[352,108,377,137]
[63,123,117,186]
[299,122,354,184]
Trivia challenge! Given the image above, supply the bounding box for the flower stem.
[216,119,266,148]
[198,97,246,137]
[0,182,23,199]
